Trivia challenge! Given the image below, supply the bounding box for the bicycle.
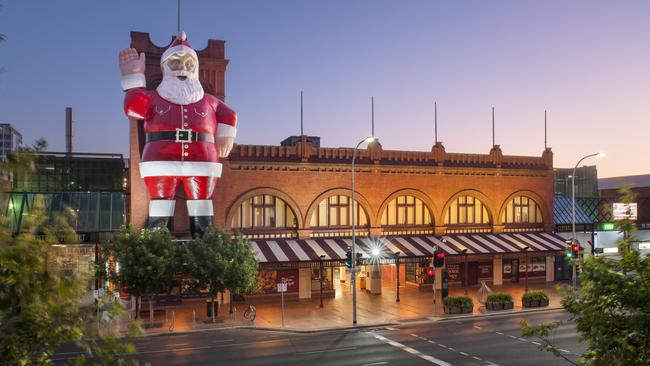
[243,304,256,322]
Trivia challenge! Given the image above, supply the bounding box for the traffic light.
[427,267,435,278]
[433,249,445,268]
[565,245,573,259]
[345,251,352,268]
[571,244,580,257]
[356,253,363,266]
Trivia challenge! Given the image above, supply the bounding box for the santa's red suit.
[120,32,236,237]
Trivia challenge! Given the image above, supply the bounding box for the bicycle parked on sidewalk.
[244,304,256,322]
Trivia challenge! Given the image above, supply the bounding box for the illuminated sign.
[601,223,615,231]
[612,203,637,221]
[603,247,619,254]
[639,243,650,250]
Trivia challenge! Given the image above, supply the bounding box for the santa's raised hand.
[119,48,145,76]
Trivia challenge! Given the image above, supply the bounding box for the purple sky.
[1,0,648,178]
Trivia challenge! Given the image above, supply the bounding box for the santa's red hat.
[161,31,198,63]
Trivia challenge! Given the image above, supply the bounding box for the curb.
[240,322,399,334]
[397,306,565,325]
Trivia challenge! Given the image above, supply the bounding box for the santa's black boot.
[190,216,213,238]
[147,216,171,230]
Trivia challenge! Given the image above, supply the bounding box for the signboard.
[277,282,288,292]
[613,203,637,221]
[446,263,461,281]
[256,268,299,294]
[478,263,493,279]
[601,222,615,231]
[603,247,619,254]
[639,242,650,250]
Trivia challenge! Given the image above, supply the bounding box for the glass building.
[554,165,598,198]
[0,123,23,161]
[1,152,126,241]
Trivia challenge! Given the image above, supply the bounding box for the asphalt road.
[52,309,584,366]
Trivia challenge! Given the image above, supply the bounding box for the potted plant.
[443,296,473,314]
[485,293,514,310]
[522,290,550,308]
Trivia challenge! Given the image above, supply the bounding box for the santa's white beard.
[157,75,205,105]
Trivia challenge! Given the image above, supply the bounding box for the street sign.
[638,242,650,250]
[277,282,288,293]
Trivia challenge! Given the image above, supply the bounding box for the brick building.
[127,32,567,302]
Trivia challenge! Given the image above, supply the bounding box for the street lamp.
[571,152,605,290]
[522,246,529,292]
[461,248,468,295]
[394,252,401,303]
[319,255,325,308]
[351,136,376,325]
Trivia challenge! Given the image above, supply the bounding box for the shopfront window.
[381,195,433,226]
[501,195,543,224]
[444,195,491,225]
[311,267,333,291]
[309,195,368,228]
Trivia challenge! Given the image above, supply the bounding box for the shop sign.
[613,203,637,221]
[639,242,650,250]
[277,282,288,293]
[478,263,492,278]
[446,263,461,281]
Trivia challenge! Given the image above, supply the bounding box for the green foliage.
[522,186,650,365]
[520,319,575,365]
[223,231,259,296]
[521,290,549,303]
[184,227,228,297]
[486,292,513,304]
[443,295,473,309]
[0,144,139,365]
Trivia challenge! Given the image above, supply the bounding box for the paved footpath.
[122,281,567,334]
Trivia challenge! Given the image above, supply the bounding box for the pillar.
[493,255,503,286]
[545,256,555,282]
[340,266,347,283]
[434,267,442,290]
[370,263,382,294]
[299,267,312,299]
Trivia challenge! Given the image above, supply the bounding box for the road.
[53,309,584,365]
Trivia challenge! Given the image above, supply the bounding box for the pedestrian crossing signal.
[427,267,435,278]
[345,251,352,268]
[433,248,445,267]
[356,253,363,266]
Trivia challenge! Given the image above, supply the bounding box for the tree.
[522,186,650,365]
[223,233,259,312]
[184,227,229,322]
[102,226,179,326]
[0,144,139,365]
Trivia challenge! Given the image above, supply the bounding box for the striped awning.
[250,232,568,263]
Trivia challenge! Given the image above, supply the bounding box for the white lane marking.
[559,349,570,353]
[167,343,189,347]
[438,344,447,348]
[385,327,398,331]
[486,362,500,366]
[495,331,504,335]
[212,339,235,343]
[508,335,517,339]
[372,333,452,366]
[428,340,436,344]
[362,362,388,366]
[531,341,541,346]
[473,325,482,329]
[472,355,482,360]
[410,333,419,337]
[447,347,456,351]
[295,346,357,355]
[418,336,428,340]
[460,352,469,356]
[518,338,528,342]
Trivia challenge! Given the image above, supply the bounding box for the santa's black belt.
[146,130,215,144]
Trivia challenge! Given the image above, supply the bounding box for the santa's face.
[157,52,204,105]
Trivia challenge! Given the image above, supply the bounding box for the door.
[468,262,479,286]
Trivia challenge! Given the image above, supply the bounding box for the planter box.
[444,305,473,314]
[523,298,549,308]
[486,301,514,311]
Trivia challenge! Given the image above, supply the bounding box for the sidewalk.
[120,280,567,335]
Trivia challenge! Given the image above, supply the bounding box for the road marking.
[418,336,428,341]
[362,362,388,366]
[531,341,541,346]
[518,338,528,342]
[495,331,504,335]
[385,327,398,331]
[212,339,234,343]
[447,347,455,351]
[428,340,436,344]
[473,325,482,329]
[471,355,482,360]
[508,335,517,339]
[167,343,189,347]
[410,333,419,337]
[295,346,357,355]
[371,333,452,366]
[559,349,570,353]
[460,351,469,356]
[438,344,447,348]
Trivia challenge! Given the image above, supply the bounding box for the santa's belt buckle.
[175,128,193,143]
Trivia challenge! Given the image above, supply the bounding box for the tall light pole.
[319,255,325,308]
[461,248,468,295]
[394,252,401,303]
[571,152,605,290]
[351,136,376,325]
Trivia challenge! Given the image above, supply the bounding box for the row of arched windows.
[229,192,546,238]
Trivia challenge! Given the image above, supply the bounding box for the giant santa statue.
[119,32,237,238]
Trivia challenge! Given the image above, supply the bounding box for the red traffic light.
[436,252,445,260]
[427,267,435,278]
[571,244,580,255]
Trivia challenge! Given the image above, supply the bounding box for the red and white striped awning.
[250,232,567,263]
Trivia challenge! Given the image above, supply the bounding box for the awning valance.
[250,232,567,263]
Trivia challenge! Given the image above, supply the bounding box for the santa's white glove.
[119,48,146,90]
[215,136,234,158]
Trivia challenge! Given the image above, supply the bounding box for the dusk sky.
[1,0,649,178]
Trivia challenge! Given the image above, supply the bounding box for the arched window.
[501,195,543,224]
[381,195,432,226]
[444,195,490,225]
[231,194,297,230]
[309,195,368,228]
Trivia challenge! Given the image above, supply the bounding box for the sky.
[0,0,649,178]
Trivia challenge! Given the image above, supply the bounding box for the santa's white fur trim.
[161,45,198,63]
[139,161,222,178]
[187,200,214,216]
[121,73,146,90]
[216,123,237,138]
[149,200,176,217]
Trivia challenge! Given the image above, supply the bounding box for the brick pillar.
[546,256,555,282]
[493,255,503,285]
